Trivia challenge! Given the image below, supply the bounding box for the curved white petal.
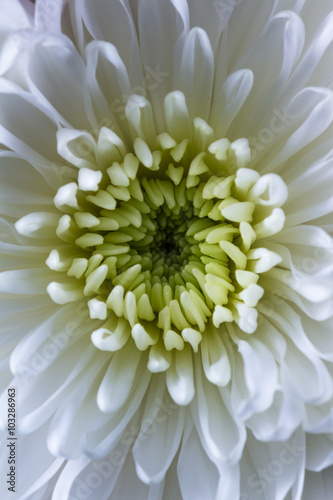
[133,375,185,485]
[174,27,214,121]
[24,41,90,129]
[97,340,146,413]
[138,0,189,129]
[177,419,219,500]
[80,0,144,88]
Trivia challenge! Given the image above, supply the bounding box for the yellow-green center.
[40,102,287,372]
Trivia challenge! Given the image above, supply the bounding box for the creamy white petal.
[200,323,231,387]
[0,0,32,75]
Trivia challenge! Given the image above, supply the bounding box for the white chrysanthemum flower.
[0,0,333,498]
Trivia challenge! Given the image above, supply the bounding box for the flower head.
[0,0,333,499]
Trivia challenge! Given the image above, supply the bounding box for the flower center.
[20,92,288,371]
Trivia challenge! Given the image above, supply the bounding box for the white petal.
[260,87,333,173]
[107,452,151,500]
[0,300,53,351]
[9,302,91,376]
[164,91,191,142]
[282,11,333,100]
[302,467,333,500]
[192,366,246,465]
[81,0,144,88]
[231,12,305,138]
[0,0,31,32]
[187,0,233,51]
[138,0,189,129]
[133,375,184,484]
[210,69,254,137]
[283,145,333,225]
[200,324,231,387]
[263,302,333,404]
[174,27,214,121]
[0,0,32,74]
[240,429,306,500]
[0,268,56,295]
[0,80,64,172]
[230,334,278,420]
[161,453,183,500]
[97,341,146,413]
[166,345,194,406]
[83,370,151,458]
[0,152,56,217]
[8,342,100,436]
[246,389,303,442]
[85,40,132,139]
[300,314,333,362]
[25,41,90,129]
[34,0,67,32]
[47,351,110,458]
[0,420,64,499]
[125,94,157,148]
[51,455,96,500]
[223,0,279,74]
[56,128,97,170]
[177,420,219,500]
[15,212,59,239]
[306,434,333,472]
